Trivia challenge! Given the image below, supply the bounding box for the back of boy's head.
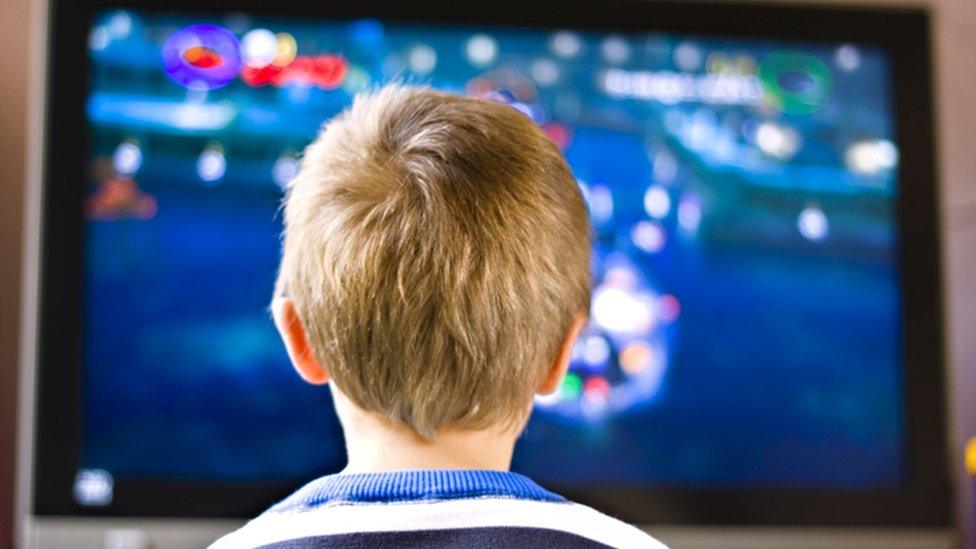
[275,84,590,438]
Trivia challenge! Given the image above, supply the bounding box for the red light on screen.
[583,376,611,397]
[658,294,681,323]
[241,54,348,90]
[542,122,573,150]
[182,45,223,69]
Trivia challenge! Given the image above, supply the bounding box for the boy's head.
[273,84,590,439]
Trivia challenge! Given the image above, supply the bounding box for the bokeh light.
[408,44,437,74]
[89,27,111,51]
[562,373,583,398]
[588,185,615,224]
[631,221,667,254]
[835,44,861,72]
[601,36,630,64]
[550,31,582,58]
[677,194,702,235]
[674,42,703,72]
[273,33,298,67]
[619,341,653,375]
[196,144,226,184]
[106,11,133,39]
[272,154,300,190]
[242,29,278,68]
[797,205,829,241]
[592,285,657,336]
[846,139,898,175]
[652,149,678,184]
[112,140,142,175]
[577,334,612,371]
[755,121,801,161]
[530,59,560,86]
[161,24,242,90]
[465,34,498,67]
[657,294,681,324]
[643,185,671,219]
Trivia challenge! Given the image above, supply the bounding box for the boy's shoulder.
[210,470,666,549]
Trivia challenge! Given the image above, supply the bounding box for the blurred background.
[1,0,974,546]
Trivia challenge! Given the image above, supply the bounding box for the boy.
[212,84,665,548]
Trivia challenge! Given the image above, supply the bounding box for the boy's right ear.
[537,312,587,395]
[271,297,330,385]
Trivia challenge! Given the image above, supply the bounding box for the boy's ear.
[271,297,330,385]
[537,312,587,395]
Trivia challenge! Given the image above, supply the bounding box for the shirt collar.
[271,469,565,511]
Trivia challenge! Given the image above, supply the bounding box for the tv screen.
[33,0,948,526]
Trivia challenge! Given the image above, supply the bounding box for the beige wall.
[0,0,972,547]
[920,0,976,543]
[830,0,976,544]
[0,0,29,546]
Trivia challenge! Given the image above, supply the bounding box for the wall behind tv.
[933,0,976,544]
[0,0,972,547]
[0,0,29,547]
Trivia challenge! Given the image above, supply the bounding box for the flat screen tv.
[26,0,949,530]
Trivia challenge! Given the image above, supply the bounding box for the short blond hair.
[275,84,590,438]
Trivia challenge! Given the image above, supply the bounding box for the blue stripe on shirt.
[270,470,566,512]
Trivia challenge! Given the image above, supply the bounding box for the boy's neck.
[336,396,520,474]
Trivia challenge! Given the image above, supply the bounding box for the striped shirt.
[210,470,666,548]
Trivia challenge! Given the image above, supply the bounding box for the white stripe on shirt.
[210,497,664,549]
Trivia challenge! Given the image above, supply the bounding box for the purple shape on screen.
[161,24,242,90]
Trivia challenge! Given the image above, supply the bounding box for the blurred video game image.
[79,9,903,500]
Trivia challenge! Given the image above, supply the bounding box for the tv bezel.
[31,0,951,527]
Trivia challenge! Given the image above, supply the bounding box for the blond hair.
[275,84,590,438]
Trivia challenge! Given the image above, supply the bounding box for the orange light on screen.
[273,32,297,67]
[619,341,653,375]
[182,45,223,68]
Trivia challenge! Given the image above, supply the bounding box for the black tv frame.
[31,0,950,527]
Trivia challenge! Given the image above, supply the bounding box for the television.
[20,0,950,545]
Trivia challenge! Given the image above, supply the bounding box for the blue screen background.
[81,10,903,490]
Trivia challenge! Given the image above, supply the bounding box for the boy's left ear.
[271,297,330,385]
[537,312,587,395]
